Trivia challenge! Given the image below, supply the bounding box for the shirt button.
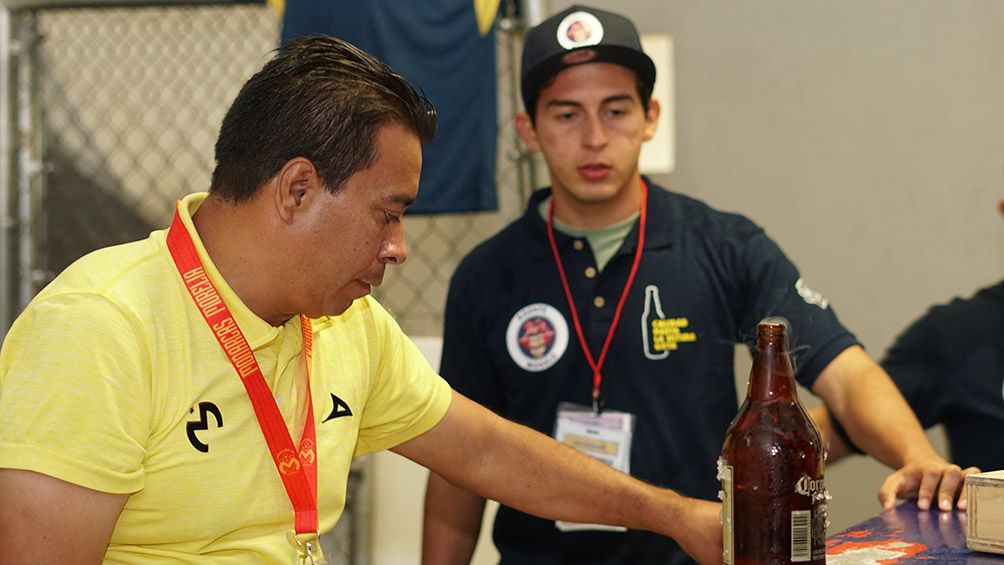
[573,240,585,251]
[593,296,606,308]
[584,266,597,279]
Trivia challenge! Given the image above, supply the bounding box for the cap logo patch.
[556,11,604,51]
[506,303,569,372]
[561,48,598,65]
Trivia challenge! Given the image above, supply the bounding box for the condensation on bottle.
[718,317,829,564]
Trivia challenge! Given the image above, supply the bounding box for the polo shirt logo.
[642,285,697,359]
[186,401,223,453]
[323,393,353,422]
[506,303,569,372]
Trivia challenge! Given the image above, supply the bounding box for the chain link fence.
[2,2,535,562]
[6,2,533,336]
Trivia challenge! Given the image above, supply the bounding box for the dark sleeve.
[438,260,507,414]
[880,309,948,429]
[736,226,860,389]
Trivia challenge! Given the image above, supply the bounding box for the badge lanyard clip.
[294,532,322,565]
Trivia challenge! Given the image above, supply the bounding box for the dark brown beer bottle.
[719,318,827,564]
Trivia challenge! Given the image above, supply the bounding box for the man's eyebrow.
[544,94,636,109]
[389,193,416,208]
[545,99,582,109]
[602,94,635,105]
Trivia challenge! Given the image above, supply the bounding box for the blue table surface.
[827,503,1004,563]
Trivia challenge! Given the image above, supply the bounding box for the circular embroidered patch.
[506,303,569,372]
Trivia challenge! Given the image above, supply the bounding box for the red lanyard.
[166,204,319,535]
[546,180,648,413]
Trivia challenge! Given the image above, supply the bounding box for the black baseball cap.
[520,5,656,114]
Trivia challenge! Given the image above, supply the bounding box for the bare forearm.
[811,346,978,511]
[409,393,645,527]
[422,472,486,565]
[835,372,937,468]
[398,391,721,562]
[473,415,681,530]
[813,347,938,469]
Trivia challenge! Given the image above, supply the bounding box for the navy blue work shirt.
[441,180,859,564]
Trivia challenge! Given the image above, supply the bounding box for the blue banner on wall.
[282,1,499,214]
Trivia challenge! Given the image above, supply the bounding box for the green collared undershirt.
[538,196,640,272]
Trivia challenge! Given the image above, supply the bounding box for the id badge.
[553,402,636,532]
[288,531,328,565]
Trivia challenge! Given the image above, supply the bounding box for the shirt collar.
[521,177,678,259]
[175,192,287,349]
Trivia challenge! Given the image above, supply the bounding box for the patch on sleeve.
[796,278,830,310]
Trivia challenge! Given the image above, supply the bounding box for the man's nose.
[379,228,408,265]
[582,115,608,148]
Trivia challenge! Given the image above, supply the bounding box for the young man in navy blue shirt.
[423,5,973,564]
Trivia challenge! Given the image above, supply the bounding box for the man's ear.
[272,157,322,223]
[642,98,661,142]
[515,112,542,152]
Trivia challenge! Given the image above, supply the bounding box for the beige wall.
[371,1,1004,561]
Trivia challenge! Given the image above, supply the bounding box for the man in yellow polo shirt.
[0,36,722,564]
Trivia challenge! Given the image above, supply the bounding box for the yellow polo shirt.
[0,192,452,563]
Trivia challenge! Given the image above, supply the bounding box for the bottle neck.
[747,331,797,401]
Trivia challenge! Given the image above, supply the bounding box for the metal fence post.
[0,7,12,338]
[14,12,44,314]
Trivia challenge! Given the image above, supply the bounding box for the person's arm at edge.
[811,345,980,511]
[422,472,487,565]
[0,468,127,564]
[396,390,722,565]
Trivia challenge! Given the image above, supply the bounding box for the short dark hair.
[210,35,437,202]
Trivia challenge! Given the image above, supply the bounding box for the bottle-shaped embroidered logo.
[641,285,669,360]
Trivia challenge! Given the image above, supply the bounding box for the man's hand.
[811,402,980,511]
[671,497,723,565]
[878,458,981,511]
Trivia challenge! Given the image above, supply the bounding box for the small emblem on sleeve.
[795,278,830,310]
[506,303,569,372]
